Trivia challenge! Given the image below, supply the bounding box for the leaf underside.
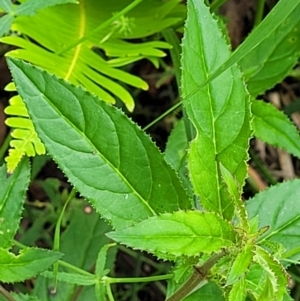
[8,58,191,230]
[181,0,250,219]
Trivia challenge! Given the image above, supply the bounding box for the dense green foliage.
[1,0,300,300]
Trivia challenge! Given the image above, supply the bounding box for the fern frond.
[0,0,186,111]
[4,84,45,173]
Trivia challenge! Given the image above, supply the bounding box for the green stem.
[210,0,228,12]
[166,250,227,301]
[52,187,77,290]
[106,282,115,301]
[254,0,265,27]
[57,260,95,277]
[0,286,17,301]
[143,101,182,131]
[57,0,143,55]
[105,274,173,284]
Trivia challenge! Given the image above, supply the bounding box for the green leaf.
[33,201,113,301]
[10,293,42,301]
[107,211,236,258]
[165,119,192,196]
[41,271,96,286]
[0,0,12,12]
[0,158,30,248]
[0,247,62,283]
[228,277,247,301]
[1,0,185,111]
[195,0,300,93]
[227,243,254,285]
[254,246,288,301]
[246,179,300,261]
[252,100,300,159]
[183,281,224,301]
[181,0,250,219]
[4,91,46,173]
[14,0,78,16]
[95,244,115,301]
[0,14,13,37]
[239,5,300,96]
[8,58,191,230]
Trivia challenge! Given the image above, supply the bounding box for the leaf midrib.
[38,90,156,216]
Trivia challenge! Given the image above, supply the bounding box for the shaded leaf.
[252,100,300,159]
[181,0,250,219]
[107,211,236,258]
[8,58,191,230]
[33,201,113,301]
[239,4,300,96]
[0,248,62,283]
[246,179,300,261]
[194,0,300,92]
[0,158,30,248]
[165,119,192,196]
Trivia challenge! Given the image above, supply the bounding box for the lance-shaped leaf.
[0,247,62,283]
[252,100,300,159]
[226,243,254,286]
[0,158,30,248]
[107,211,236,258]
[181,0,250,219]
[7,58,191,230]
[239,4,300,97]
[246,179,300,261]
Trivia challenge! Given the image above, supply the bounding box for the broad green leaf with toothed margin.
[0,158,30,248]
[7,58,191,230]
[252,100,300,159]
[247,179,300,262]
[181,0,250,219]
[0,247,62,283]
[107,211,236,259]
